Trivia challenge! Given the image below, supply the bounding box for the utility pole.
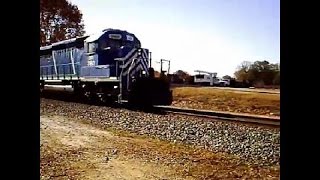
[149,51,152,68]
[160,59,163,74]
[160,59,171,74]
[156,59,171,79]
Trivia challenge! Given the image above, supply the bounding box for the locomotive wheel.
[98,94,116,105]
[84,92,99,104]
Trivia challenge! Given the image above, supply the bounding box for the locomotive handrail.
[85,52,96,56]
[115,58,125,61]
[127,58,137,90]
[102,47,111,51]
[118,59,125,103]
[70,48,76,75]
[52,51,58,75]
[94,65,109,69]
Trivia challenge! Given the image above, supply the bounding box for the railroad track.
[154,106,280,127]
[41,89,280,127]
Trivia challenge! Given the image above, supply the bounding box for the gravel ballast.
[40,98,280,167]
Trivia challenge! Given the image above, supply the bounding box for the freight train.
[40,28,173,106]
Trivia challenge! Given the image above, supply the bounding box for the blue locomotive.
[40,28,173,106]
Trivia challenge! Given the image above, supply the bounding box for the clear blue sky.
[70,0,280,77]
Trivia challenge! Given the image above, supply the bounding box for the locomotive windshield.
[99,33,141,50]
[107,40,122,48]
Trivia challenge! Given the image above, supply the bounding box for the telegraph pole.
[160,59,170,74]
[149,51,152,68]
[160,59,163,74]
[157,59,171,79]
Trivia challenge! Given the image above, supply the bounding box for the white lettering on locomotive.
[108,34,122,39]
[126,35,134,41]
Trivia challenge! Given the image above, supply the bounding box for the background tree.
[174,70,190,81]
[185,75,195,84]
[273,71,280,85]
[234,60,280,86]
[40,0,85,46]
[234,61,252,82]
[222,75,232,80]
[170,70,190,84]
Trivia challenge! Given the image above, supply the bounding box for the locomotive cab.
[96,32,140,67]
[83,30,142,76]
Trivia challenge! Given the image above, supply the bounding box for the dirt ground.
[40,115,279,180]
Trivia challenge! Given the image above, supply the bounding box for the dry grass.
[109,128,280,179]
[172,87,280,117]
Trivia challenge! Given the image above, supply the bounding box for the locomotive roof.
[85,28,137,43]
[40,45,52,51]
[51,37,78,46]
[40,36,89,51]
[84,31,105,43]
[40,28,139,50]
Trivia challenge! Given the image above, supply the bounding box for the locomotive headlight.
[113,86,118,89]
[142,71,146,74]
[138,49,142,55]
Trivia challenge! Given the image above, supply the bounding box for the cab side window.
[88,42,97,53]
